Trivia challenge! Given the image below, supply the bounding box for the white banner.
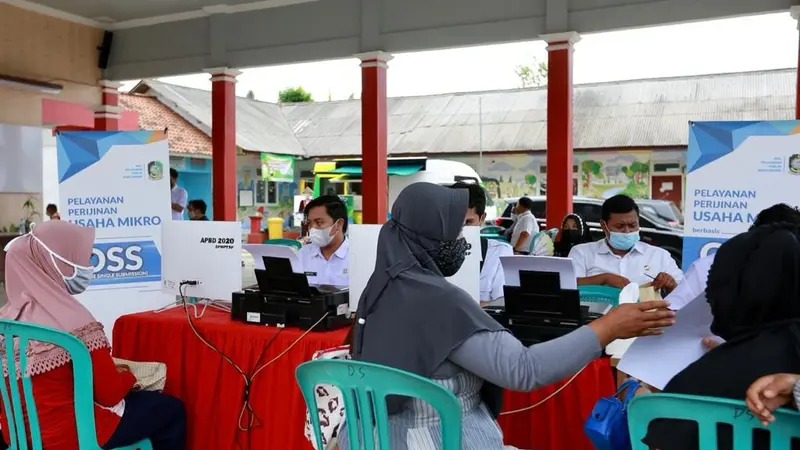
[56,131,173,337]
[683,121,800,270]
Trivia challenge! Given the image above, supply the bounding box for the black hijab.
[643,224,800,450]
[554,213,589,257]
[353,182,506,416]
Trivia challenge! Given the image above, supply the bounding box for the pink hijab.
[1,221,109,377]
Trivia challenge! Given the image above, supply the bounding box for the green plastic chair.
[480,226,509,243]
[0,319,152,450]
[628,393,800,449]
[296,359,462,450]
[578,285,622,307]
[264,238,302,249]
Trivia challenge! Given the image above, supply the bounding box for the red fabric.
[112,308,614,450]
[1,347,134,449]
[112,308,348,450]
[498,358,616,450]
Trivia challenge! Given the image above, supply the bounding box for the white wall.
[0,124,43,193]
[42,130,59,210]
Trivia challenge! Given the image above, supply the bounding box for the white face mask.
[29,234,94,295]
[308,224,337,248]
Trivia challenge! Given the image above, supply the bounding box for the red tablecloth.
[113,308,614,450]
[499,358,616,450]
[112,307,348,450]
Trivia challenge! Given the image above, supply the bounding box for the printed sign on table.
[56,131,173,335]
[683,121,800,270]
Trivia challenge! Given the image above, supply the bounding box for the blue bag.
[584,378,642,450]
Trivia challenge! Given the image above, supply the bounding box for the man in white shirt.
[450,183,514,303]
[568,194,683,293]
[170,168,188,220]
[297,195,349,287]
[510,197,539,254]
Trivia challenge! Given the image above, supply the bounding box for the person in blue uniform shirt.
[449,182,513,303]
[298,195,350,287]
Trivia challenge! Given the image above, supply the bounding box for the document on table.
[242,244,303,273]
[616,293,713,390]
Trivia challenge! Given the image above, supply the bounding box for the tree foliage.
[246,90,256,100]
[278,86,313,103]
[514,59,548,88]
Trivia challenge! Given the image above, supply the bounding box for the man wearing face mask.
[568,194,683,292]
[449,182,513,303]
[298,195,350,287]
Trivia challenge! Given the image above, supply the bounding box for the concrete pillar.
[792,7,800,119]
[94,80,123,131]
[205,67,241,221]
[356,51,392,224]
[541,32,580,228]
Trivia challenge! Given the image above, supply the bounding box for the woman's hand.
[116,363,131,374]
[589,300,675,346]
[745,373,800,426]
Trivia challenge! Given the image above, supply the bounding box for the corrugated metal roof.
[282,68,796,157]
[131,68,796,158]
[139,80,305,156]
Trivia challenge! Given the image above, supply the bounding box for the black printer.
[492,270,610,346]
[231,256,351,331]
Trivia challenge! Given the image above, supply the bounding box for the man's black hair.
[601,194,639,222]
[170,168,178,179]
[188,199,207,215]
[46,204,57,213]
[751,203,800,229]
[517,196,535,211]
[449,182,487,216]
[304,195,349,233]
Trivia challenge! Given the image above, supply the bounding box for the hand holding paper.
[588,300,676,347]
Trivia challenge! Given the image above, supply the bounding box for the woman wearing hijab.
[554,213,590,257]
[0,221,185,450]
[347,183,676,450]
[642,223,800,450]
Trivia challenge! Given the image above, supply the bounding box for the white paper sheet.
[348,225,483,312]
[616,294,713,390]
[242,244,303,273]
[499,255,577,289]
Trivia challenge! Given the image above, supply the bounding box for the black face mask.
[432,237,469,277]
[561,228,583,244]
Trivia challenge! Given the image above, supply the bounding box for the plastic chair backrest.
[296,359,462,450]
[480,226,504,235]
[0,319,151,450]
[628,393,800,450]
[264,238,302,249]
[578,285,621,307]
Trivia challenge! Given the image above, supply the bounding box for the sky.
[120,12,799,102]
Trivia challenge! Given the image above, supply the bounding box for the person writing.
[169,168,187,220]
[298,195,349,287]
[0,221,186,450]
[345,183,675,449]
[449,182,513,303]
[568,194,682,292]
[642,224,800,450]
[509,197,539,254]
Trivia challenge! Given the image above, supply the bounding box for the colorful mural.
[453,151,659,201]
[580,152,651,199]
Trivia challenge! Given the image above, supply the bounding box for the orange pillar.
[94,80,122,131]
[541,32,580,229]
[205,67,241,221]
[357,51,392,224]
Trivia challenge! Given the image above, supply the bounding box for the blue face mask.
[608,231,640,251]
[30,234,95,295]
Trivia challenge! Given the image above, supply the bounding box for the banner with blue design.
[56,130,170,291]
[683,121,800,270]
